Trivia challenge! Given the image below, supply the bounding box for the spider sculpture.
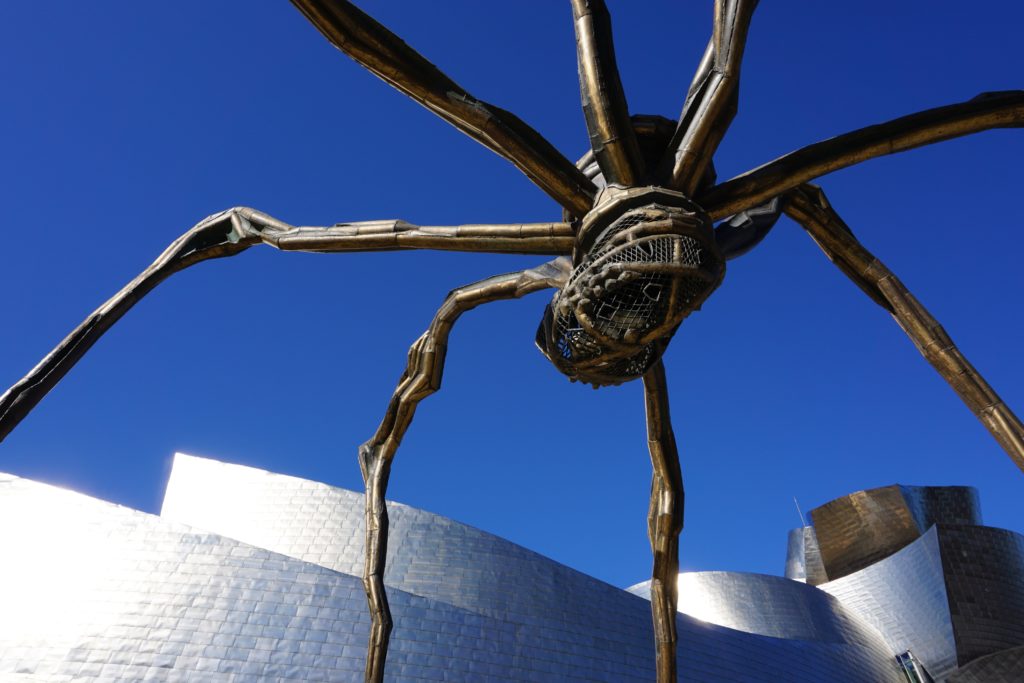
[2,1,1023,681]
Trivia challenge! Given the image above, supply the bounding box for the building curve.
[1,456,1020,681]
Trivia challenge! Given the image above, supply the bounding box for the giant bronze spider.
[2,1,1022,681]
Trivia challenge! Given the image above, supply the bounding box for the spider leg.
[662,0,759,195]
[715,196,784,260]
[0,208,574,443]
[700,90,1024,219]
[642,359,684,683]
[289,0,596,217]
[356,258,571,683]
[784,184,1024,471]
[571,0,645,186]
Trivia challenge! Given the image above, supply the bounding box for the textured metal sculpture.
[1,1,1022,681]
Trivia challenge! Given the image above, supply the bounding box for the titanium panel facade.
[820,526,958,679]
[0,458,908,682]
[818,518,1024,680]
[162,454,903,681]
[162,452,630,624]
[784,525,827,585]
[938,524,1024,665]
[947,645,1024,683]
[627,571,894,646]
[784,527,806,581]
[5,458,1019,682]
[0,472,662,681]
[803,484,983,584]
[901,485,981,531]
[810,484,922,581]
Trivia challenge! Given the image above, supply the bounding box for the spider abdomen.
[537,188,724,387]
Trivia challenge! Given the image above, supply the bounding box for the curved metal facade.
[810,486,1024,681]
[940,524,1024,666]
[1,456,1020,682]
[901,485,981,530]
[789,484,984,585]
[627,571,893,647]
[784,525,827,585]
[820,526,959,678]
[159,454,903,681]
[947,645,1024,682]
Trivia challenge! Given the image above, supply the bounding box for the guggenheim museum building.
[0,453,1021,682]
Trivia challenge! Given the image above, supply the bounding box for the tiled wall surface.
[162,453,642,628]
[820,522,1024,682]
[627,570,893,647]
[901,486,981,531]
[0,458,908,682]
[0,473,659,682]
[947,645,1024,683]
[799,484,983,586]
[784,527,806,581]
[810,484,922,581]
[783,525,827,585]
[820,527,957,679]
[4,457,1019,682]
[938,524,1024,666]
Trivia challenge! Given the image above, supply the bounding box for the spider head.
[536,188,724,387]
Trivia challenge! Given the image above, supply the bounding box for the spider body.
[2,2,1023,682]
[539,187,723,387]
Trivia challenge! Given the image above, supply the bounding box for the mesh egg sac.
[537,203,723,387]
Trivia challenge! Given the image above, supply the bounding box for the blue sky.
[1,1,1021,589]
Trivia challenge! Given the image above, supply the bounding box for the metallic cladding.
[819,521,1024,680]
[807,484,984,583]
[900,485,981,531]
[810,484,922,581]
[4,459,1019,682]
[784,527,807,581]
[947,645,1024,682]
[163,454,904,681]
[819,526,958,679]
[937,524,1024,665]
[0,457,908,682]
[784,525,828,585]
[627,570,895,647]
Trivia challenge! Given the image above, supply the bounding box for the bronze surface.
[701,92,1024,219]
[663,0,758,196]
[571,0,644,187]
[358,258,571,682]
[538,187,724,387]
[643,360,684,682]
[810,485,922,582]
[289,0,596,218]
[1,2,1021,682]
[784,185,1024,473]
[807,484,985,583]
[0,210,573,444]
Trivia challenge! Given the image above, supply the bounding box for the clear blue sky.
[1,2,1022,589]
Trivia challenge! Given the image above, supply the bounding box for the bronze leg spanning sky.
[783,185,1024,470]
[1,1,1022,681]
[642,360,684,683]
[357,258,572,682]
